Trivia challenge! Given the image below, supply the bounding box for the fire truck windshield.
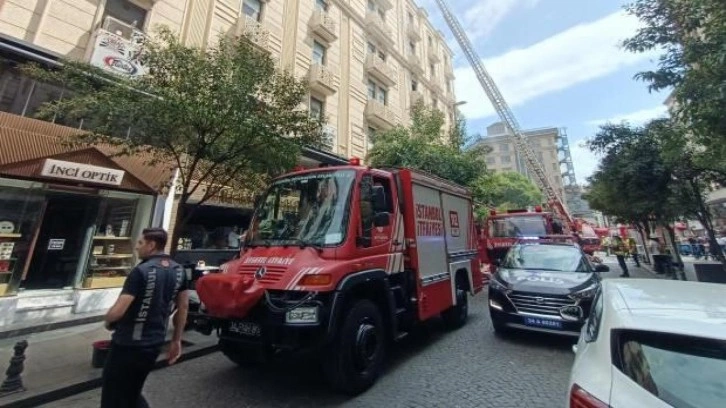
[248,170,355,247]
[489,216,547,238]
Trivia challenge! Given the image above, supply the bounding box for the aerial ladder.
[432,0,575,229]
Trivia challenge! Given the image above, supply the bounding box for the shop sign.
[41,159,125,186]
[89,30,145,77]
[48,239,65,251]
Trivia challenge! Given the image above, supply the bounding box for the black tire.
[323,299,386,395]
[442,277,469,330]
[219,340,260,368]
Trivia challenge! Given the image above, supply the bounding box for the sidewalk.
[0,322,218,408]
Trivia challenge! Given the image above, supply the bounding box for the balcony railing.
[236,16,270,51]
[365,54,397,86]
[364,13,393,46]
[309,10,337,42]
[407,24,421,42]
[427,43,440,63]
[407,54,423,74]
[88,17,146,77]
[410,90,424,105]
[308,63,337,96]
[365,99,396,129]
[445,64,454,79]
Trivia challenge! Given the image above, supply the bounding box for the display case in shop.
[0,220,21,296]
[83,198,138,289]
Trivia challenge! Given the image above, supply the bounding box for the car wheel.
[323,299,386,395]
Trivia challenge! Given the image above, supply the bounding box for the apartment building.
[0,0,457,158]
[0,0,455,326]
[473,122,566,203]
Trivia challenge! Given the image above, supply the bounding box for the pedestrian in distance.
[627,237,641,267]
[101,228,190,408]
[612,236,630,278]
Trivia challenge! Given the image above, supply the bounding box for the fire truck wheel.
[324,299,386,395]
[442,279,469,330]
[219,340,260,368]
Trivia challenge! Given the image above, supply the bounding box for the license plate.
[523,316,563,329]
[228,321,261,337]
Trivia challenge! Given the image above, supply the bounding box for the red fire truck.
[194,160,483,394]
[479,207,570,272]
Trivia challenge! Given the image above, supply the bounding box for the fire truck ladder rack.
[433,0,573,225]
[558,127,578,187]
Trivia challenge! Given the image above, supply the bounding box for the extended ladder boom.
[433,0,573,226]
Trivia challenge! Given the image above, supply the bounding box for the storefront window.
[0,181,45,296]
[82,196,145,289]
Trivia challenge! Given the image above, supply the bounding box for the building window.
[242,0,263,21]
[537,152,544,162]
[310,96,324,120]
[499,143,510,152]
[428,35,433,46]
[315,0,328,11]
[409,41,416,55]
[312,40,326,65]
[430,63,435,77]
[367,0,385,19]
[103,0,148,30]
[432,98,438,109]
[408,12,414,25]
[501,156,511,164]
[486,157,495,165]
[411,79,418,92]
[367,42,386,61]
[367,79,387,105]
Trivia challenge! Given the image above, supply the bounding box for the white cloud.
[462,0,540,43]
[585,105,668,127]
[454,11,658,120]
[569,140,602,183]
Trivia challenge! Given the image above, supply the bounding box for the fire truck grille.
[237,265,286,284]
[508,293,575,316]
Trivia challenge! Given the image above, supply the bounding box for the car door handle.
[393,240,402,246]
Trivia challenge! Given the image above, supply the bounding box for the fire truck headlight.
[285,306,319,324]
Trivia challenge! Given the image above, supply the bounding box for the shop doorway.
[23,194,99,290]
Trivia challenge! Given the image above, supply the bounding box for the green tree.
[585,120,725,266]
[623,0,726,182]
[367,101,489,187]
[471,172,543,217]
[26,28,322,248]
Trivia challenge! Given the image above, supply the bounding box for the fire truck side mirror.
[373,212,390,227]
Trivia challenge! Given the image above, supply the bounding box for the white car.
[568,279,726,408]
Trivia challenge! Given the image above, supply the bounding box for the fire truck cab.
[480,207,569,271]
[193,162,483,394]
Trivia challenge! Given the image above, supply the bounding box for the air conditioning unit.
[102,16,139,40]
[322,125,337,151]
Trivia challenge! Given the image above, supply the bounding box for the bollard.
[0,340,28,396]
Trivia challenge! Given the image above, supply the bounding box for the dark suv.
[488,242,609,337]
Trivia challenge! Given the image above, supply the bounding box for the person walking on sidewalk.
[101,228,189,408]
[627,237,641,267]
[612,236,630,277]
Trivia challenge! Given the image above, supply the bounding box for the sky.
[417,0,669,184]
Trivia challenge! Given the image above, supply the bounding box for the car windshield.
[248,170,355,247]
[501,244,590,272]
[616,330,726,408]
[489,216,547,238]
